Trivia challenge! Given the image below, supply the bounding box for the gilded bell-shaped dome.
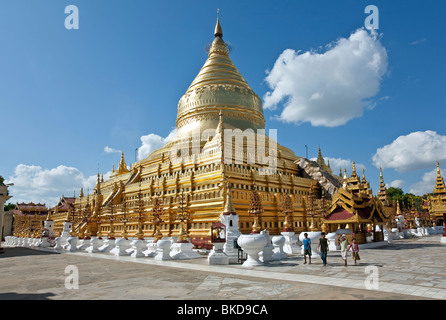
[175,17,265,139]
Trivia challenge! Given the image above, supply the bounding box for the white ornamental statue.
[219,184,242,264]
[39,211,56,248]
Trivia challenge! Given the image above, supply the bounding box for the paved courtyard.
[1,235,445,301]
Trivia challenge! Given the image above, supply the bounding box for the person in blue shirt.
[302,233,312,264]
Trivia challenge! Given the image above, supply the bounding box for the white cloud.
[410,38,427,46]
[104,146,121,154]
[409,167,445,196]
[5,164,111,206]
[263,28,388,127]
[137,129,177,161]
[387,179,405,188]
[372,130,446,172]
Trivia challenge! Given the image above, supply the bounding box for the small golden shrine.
[422,161,446,226]
[322,162,392,244]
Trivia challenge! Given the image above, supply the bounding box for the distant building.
[11,203,48,237]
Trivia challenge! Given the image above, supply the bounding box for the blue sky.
[1,0,445,205]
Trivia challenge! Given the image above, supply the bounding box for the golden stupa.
[51,16,329,244]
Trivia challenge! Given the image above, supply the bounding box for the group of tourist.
[301,232,360,267]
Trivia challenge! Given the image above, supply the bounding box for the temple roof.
[13,202,48,215]
[325,207,354,221]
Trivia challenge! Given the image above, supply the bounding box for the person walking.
[347,238,360,265]
[302,233,312,264]
[339,234,349,267]
[318,232,329,266]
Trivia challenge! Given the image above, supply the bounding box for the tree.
[387,187,423,211]
[4,203,15,211]
[387,187,403,200]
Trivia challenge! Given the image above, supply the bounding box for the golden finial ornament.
[150,196,164,242]
[248,187,263,234]
[351,161,357,177]
[281,194,293,232]
[215,9,223,38]
[175,191,190,242]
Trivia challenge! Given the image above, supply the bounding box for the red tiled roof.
[326,207,354,221]
[11,209,23,216]
[16,202,47,212]
[63,197,76,204]
[357,206,373,220]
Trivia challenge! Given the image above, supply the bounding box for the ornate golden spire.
[378,167,388,204]
[116,151,129,175]
[396,200,401,215]
[282,194,294,232]
[214,9,223,37]
[434,161,446,195]
[248,189,263,234]
[223,184,236,215]
[47,208,53,221]
[351,161,357,177]
[316,147,324,167]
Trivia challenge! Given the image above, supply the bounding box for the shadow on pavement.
[0,247,60,258]
[372,243,443,250]
[0,292,55,300]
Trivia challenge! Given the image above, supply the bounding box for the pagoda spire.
[433,161,446,196]
[214,8,223,38]
[47,206,54,221]
[248,189,263,234]
[351,161,357,178]
[396,200,401,215]
[223,183,236,215]
[214,110,225,165]
[378,167,388,204]
[116,151,130,175]
[342,168,347,188]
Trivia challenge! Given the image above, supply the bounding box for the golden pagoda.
[422,161,446,226]
[66,16,337,245]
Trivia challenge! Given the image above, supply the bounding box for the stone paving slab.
[0,235,445,300]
